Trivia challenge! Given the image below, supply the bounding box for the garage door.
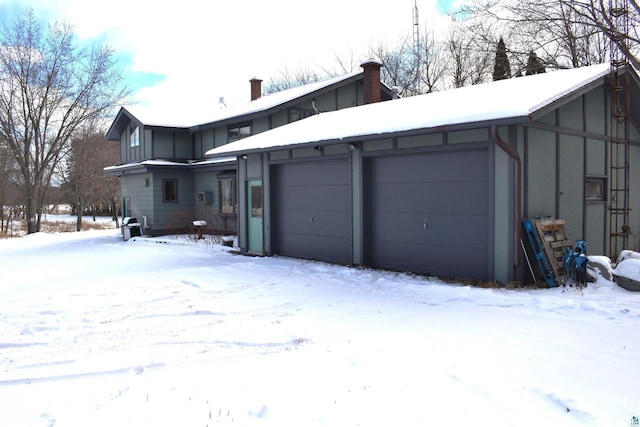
[367,148,491,280]
[272,160,351,264]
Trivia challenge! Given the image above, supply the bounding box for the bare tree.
[455,0,633,69]
[369,36,422,96]
[446,22,495,88]
[61,125,120,231]
[415,26,448,93]
[0,9,129,233]
[264,66,325,95]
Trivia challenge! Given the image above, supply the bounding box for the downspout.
[490,126,521,268]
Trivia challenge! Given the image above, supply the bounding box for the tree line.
[266,0,639,95]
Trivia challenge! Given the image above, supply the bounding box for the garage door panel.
[371,240,488,278]
[371,212,488,247]
[273,160,352,264]
[373,150,488,183]
[368,149,490,280]
[277,234,351,264]
[276,185,350,211]
[277,210,350,238]
[373,181,489,214]
[277,161,349,185]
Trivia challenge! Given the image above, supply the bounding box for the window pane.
[251,186,262,217]
[586,178,604,201]
[163,179,177,202]
[130,126,140,147]
[228,123,252,141]
[219,179,236,214]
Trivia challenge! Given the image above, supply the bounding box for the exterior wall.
[493,126,512,284]
[193,170,237,233]
[120,121,147,163]
[253,116,270,134]
[337,83,359,109]
[630,124,640,251]
[175,132,192,159]
[151,130,193,160]
[522,86,616,261]
[151,169,194,233]
[144,129,152,159]
[271,110,288,128]
[526,126,557,219]
[153,132,174,158]
[120,172,154,232]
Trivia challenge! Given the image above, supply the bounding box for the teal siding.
[337,84,358,109]
[152,170,194,232]
[526,127,557,218]
[175,132,192,159]
[154,132,173,158]
[558,134,584,240]
[121,173,154,230]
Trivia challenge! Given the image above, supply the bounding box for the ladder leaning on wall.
[608,0,632,258]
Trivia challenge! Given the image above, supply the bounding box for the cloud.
[2,0,451,124]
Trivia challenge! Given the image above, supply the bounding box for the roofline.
[104,157,236,176]
[529,71,608,121]
[192,72,394,132]
[205,116,531,158]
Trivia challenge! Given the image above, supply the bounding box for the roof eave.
[205,116,531,158]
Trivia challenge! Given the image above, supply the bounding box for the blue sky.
[0,0,455,125]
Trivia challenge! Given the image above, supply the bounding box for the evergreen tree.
[525,51,546,75]
[492,37,511,81]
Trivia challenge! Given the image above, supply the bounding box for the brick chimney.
[360,59,383,104]
[250,77,263,101]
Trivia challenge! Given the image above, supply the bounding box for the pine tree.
[492,37,511,81]
[525,51,546,75]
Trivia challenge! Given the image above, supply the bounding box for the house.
[204,63,640,285]
[104,60,394,236]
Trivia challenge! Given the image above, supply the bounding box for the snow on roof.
[103,159,188,173]
[104,157,237,173]
[125,70,364,128]
[205,63,612,157]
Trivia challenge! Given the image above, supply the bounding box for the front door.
[248,180,263,253]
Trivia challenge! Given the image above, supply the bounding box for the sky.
[0,220,639,426]
[0,0,456,125]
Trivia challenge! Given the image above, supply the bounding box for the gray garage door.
[367,148,491,280]
[272,160,352,264]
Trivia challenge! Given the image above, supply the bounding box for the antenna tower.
[412,1,421,94]
[412,0,419,51]
[608,0,631,258]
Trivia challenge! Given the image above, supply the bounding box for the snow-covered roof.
[205,63,612,157]
[124,70,365,129]
[103,157,236,174]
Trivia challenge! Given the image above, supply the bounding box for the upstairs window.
[163,179,178,203]
[288,108,314,123]
[130,125,140,147]
[228,123,251,142]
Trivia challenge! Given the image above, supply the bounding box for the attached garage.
[206,63,639,285]
[365,147,492,280]
[271,159,352,264]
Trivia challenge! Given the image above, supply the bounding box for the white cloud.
[12,0,451,124]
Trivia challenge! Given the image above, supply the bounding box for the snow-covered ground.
[1,229,639,426]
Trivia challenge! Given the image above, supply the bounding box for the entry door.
[248,180,263,253]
